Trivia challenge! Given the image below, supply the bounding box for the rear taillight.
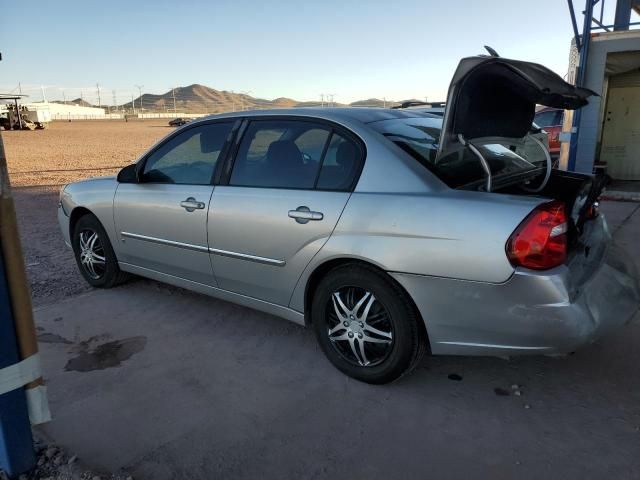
[506,201,568,270]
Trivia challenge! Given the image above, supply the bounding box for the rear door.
[207,118,363,306]
[114,121,234,285]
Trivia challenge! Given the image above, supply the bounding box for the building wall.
[574,31,640,174]
[23,102,106,120]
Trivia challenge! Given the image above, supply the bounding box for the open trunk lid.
[437,55,596,159]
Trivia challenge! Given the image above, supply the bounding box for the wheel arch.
[303,257,430,351]
[69,206,95,238]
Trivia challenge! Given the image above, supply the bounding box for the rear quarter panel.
[289,189,546,312]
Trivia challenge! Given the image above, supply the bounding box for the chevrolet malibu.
[58,56,639,383]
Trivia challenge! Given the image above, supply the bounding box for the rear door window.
[229,120,361,191]
[316,133,361,190]
[534,110,562,127]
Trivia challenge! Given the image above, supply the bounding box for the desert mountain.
[116,84,404,113]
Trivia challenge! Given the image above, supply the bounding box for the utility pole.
[239,90,252,111]
[172,87,177,114]
[112,90,117,112]
[18,82,22,95]
[320,93,324,107]
[62,90,66,104]
[135,85,144,114]
[131,94,135,114]
[40,86,47,103]
[96,83,101,107]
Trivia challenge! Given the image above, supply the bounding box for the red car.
[534,107,563,158]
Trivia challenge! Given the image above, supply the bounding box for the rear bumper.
[391,236,640,356]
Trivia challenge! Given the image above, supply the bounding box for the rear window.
[534,110,562,127]
[370,117,542,189]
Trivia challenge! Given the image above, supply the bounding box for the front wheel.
[72,214,129,288]
[312,264,426,384]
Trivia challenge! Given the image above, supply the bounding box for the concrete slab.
[34,204,640,480]
[602,181,640,202]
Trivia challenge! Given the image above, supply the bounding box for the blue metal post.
[567,0,596,172]
[0,249,35,477]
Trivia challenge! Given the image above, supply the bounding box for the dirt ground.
[3,120,171,306]
[4,120,170,187]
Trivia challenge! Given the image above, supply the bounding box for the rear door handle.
[180,197,205,212]
[288,206,323,224]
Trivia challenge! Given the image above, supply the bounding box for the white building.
[22,101,106,120]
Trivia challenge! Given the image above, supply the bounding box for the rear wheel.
[72,214,129,288]
[311,264,426,384]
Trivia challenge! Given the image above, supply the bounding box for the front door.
[114,121,234,285]
[208,118,363,307]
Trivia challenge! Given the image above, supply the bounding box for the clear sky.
[0,0,630,104]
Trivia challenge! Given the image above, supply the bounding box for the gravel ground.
[3,120,171,307]
[0,433,132,480]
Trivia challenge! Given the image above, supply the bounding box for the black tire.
[72,213,129,288]
[311,264,426,384]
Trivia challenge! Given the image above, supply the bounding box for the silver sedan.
[58,56,639,383]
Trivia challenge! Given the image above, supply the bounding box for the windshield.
[369,116,542,189]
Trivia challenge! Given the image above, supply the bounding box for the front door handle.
[180,197,205,212]
[288,206,324,224]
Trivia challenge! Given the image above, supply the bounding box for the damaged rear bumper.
[391,220,640,356]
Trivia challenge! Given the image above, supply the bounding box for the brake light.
[506,201,568,270]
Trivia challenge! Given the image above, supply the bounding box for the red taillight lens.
[506,201,568,270]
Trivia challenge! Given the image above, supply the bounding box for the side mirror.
[117,163,139,183]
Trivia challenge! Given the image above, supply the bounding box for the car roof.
[197,107,432,125]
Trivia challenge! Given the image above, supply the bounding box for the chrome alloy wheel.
[78,229,106,279]
[325,287,393,367]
